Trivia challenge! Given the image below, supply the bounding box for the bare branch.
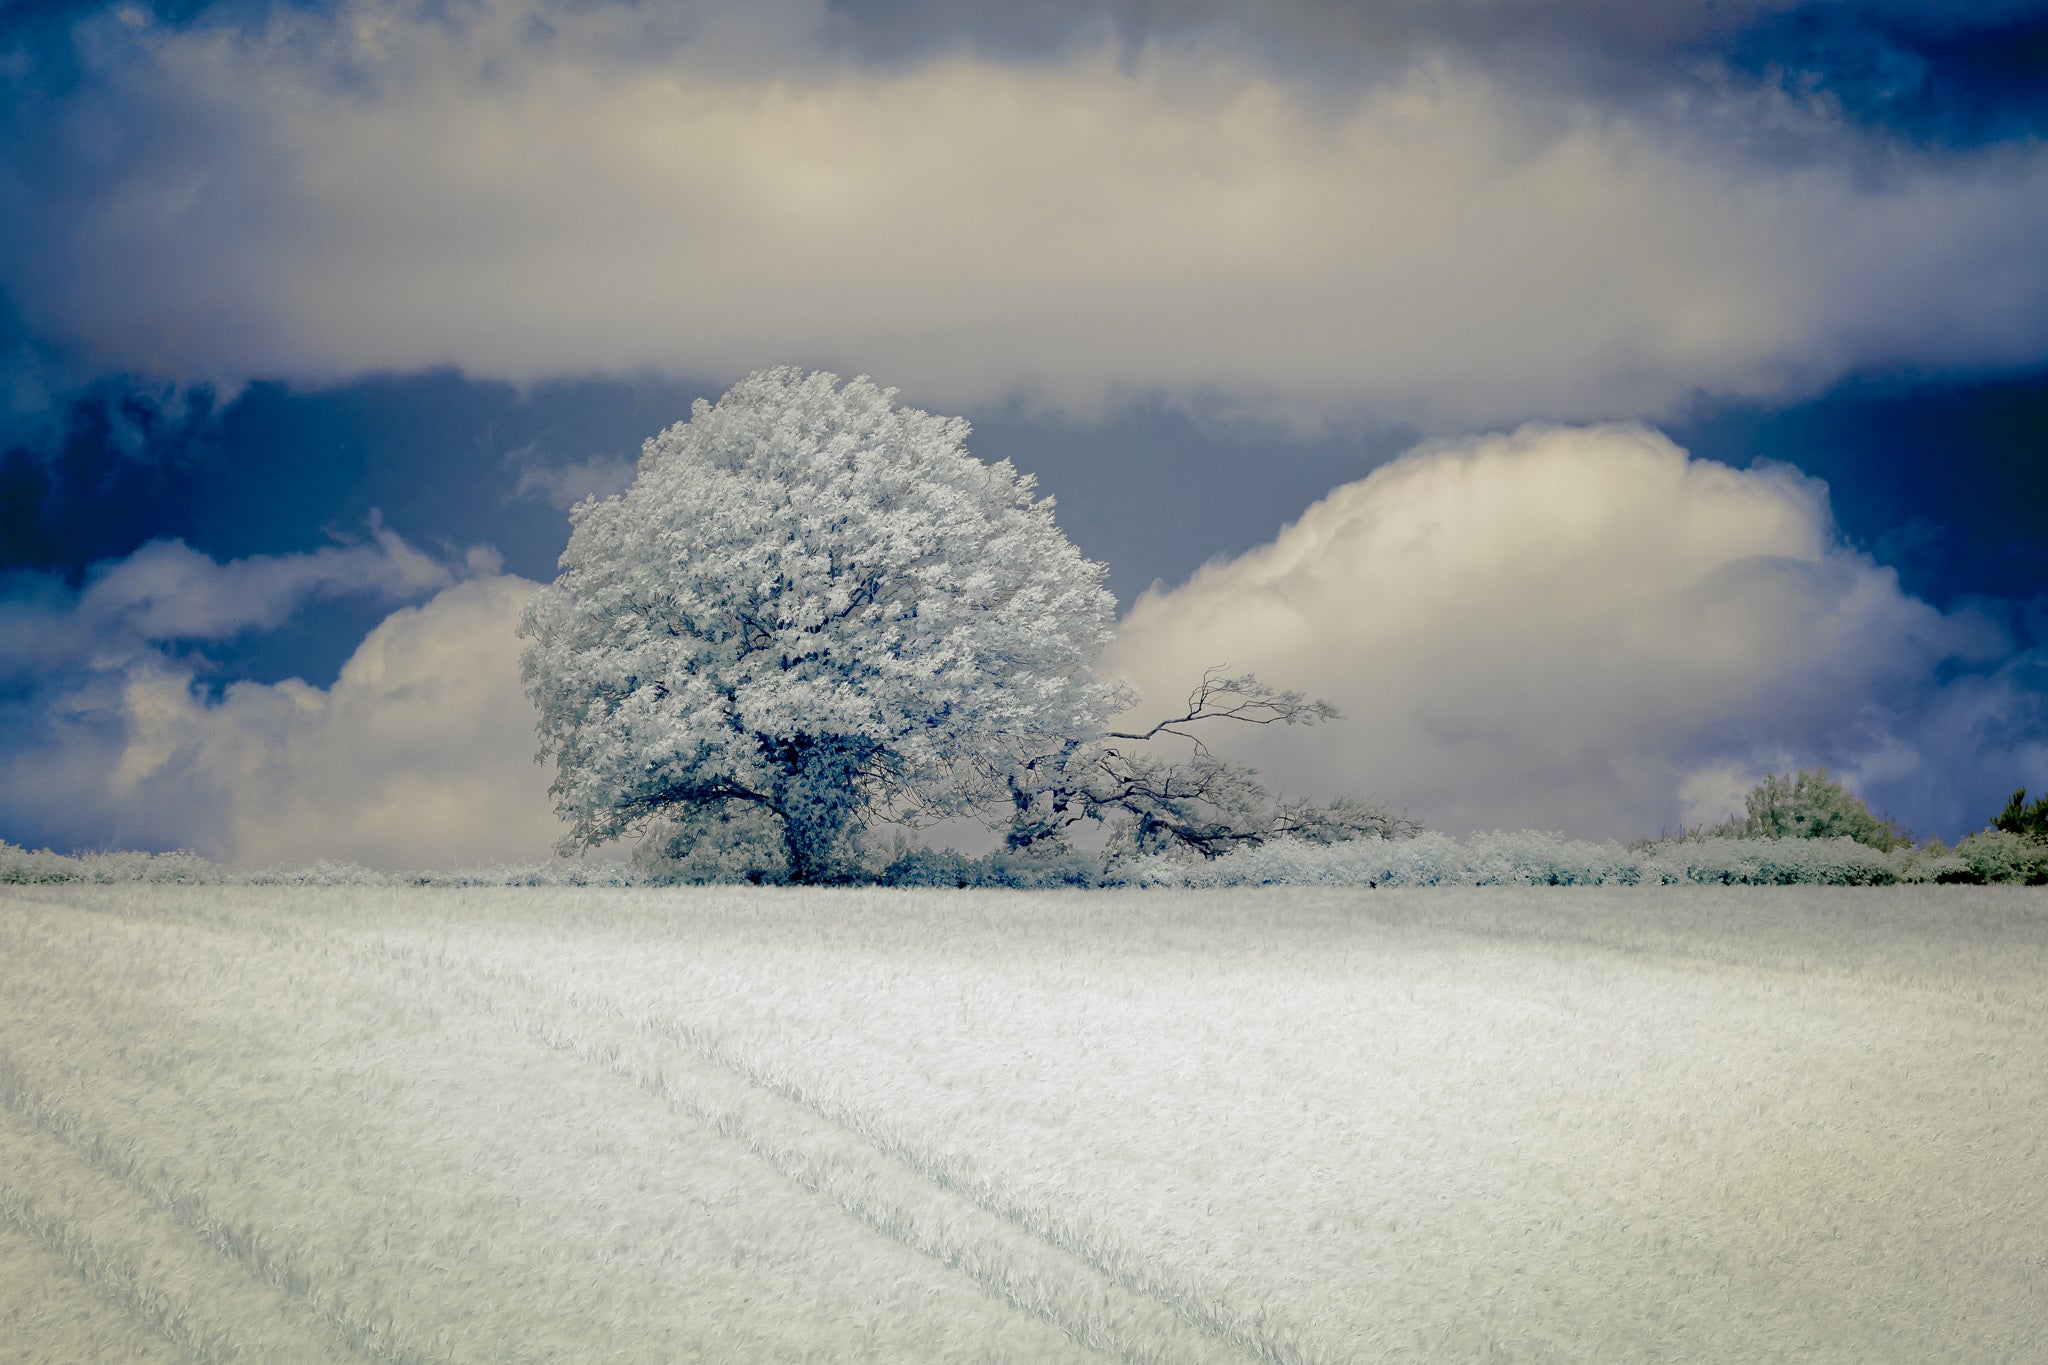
[1103,664,1339,753]
[1004,667,1406,860]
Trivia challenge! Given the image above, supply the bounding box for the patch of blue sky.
[1705,3,2048,148]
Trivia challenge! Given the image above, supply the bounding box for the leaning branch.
[1102,665,1338,755]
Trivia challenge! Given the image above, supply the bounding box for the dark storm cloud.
[735,0,2048,148]
[0,376,218,578]
[0,367,699,572]
[4,355,2044,678]
[0,355,718,682]
[490,0,2043,122]
[12,1,2041,138]
[825,0,2048,159]
[4,0,2044,424]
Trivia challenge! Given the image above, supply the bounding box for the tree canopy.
[518,368,1125,881]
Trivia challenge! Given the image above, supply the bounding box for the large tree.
[518,368,1124,881]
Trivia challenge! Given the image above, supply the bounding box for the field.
[2,884,2044,1363]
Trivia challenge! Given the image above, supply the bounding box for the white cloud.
[101,575,566,869]
[81,526,466,640]
[512,451,640,510]
[0,532,566,869]
[1103,423,2026,839]
[10,0,2047,427]
[0,524,477,679]
[4,574,565,869]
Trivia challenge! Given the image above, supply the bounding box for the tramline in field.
[3,883,2045,1363]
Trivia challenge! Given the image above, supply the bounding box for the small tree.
[518,369,1125,883]
[1711,767,1910,851]
[1992,787,2048,843]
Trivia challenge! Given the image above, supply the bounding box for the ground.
[2,883,2044,1363]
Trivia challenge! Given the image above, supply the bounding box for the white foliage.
[5,832,1994,889]
[0,841,635,887]
[517,368,1123,875]
[1118,831,1974,888]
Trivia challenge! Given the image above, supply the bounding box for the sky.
[2,0,2045,866]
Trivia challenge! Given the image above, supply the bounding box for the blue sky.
[2,0,2045,865]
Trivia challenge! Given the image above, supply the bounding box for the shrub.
[0,841,636,889]
[1638,835,1900,886]
[1950,829,2048,886]
[0,842,223,885]
[880,843,1103,889]
[1122,830,1932,888]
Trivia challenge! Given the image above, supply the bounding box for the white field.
[1,885,2044,1364]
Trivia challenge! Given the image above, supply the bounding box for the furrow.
[0,1189,214,1365]
[4,897,1127,1363]
[440,949,1335,1365]
[0,1058,438,1365]
[0,1218,202,1365]
[22,885,1340,1363]
[0,1096,379,1365]
[615,1008,1327,1365]
[346,934,1260,1365]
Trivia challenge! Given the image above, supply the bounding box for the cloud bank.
[1105,424,2040,840]
[6,0,2047,426]
[0,532,564,868]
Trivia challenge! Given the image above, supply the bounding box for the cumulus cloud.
[5,0,2046,427]
[105,575,563,868]
[0,533,565,868]
[1104,423,2034,840]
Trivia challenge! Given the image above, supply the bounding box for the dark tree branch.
[1004,668,1407,859]
[1102,665,1338,756]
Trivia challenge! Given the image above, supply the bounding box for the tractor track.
[2,888,1306,1365]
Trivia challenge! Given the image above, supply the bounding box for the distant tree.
[518,368,1125,883]
[1991,787,2048,843]
[1710,767,1910,852]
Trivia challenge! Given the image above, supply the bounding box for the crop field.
[1,884,2044,1363]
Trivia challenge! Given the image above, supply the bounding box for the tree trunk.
[769,733,873,884]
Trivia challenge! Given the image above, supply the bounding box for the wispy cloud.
[0,521,474,676]
[510,449,638,510]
